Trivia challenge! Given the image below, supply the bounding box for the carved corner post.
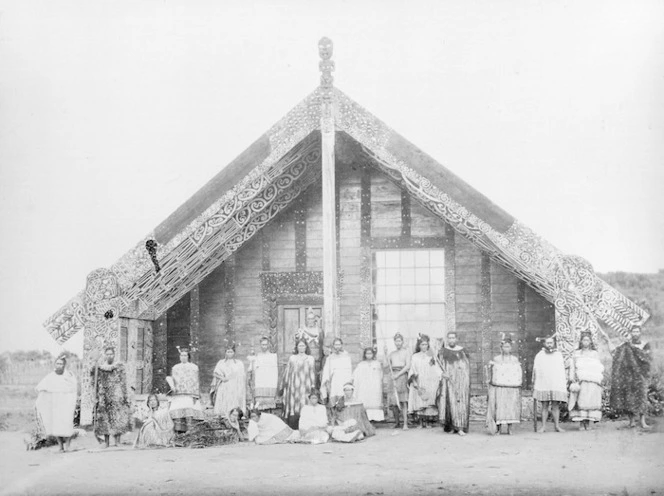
[319,37,340,346]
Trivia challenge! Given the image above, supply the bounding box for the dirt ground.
[1,420,663,496]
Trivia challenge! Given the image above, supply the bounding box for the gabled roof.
[44,86,649,352]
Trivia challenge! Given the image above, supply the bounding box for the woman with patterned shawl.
[133,394,174,448]
[568,332,605,429]
[35,356,78,452]
[408,334,443,429]
[91,347,132,448]
[280,338,316,429]
[438,332,471,435]
[248,409,300,444]
[211,344,247,418]
[486,337,522,435]
[352,347,384,421]
[609,326,651,429]
[329,383,375,442]
[167,348,204,432]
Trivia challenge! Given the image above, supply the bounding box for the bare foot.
[402,425,408,431]
[641,423,651,429]
[537,427,546,433]
[555,426,565,433]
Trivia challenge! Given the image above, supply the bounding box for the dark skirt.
[387,367,408,406]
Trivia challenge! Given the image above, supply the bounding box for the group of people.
[530,326,652,433]
[33,324,653,452]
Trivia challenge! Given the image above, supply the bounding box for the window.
[373,249,445,357]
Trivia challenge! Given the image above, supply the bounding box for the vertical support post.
[190,285,200,364]
[152,312,168,394]
[319,37,339,342]
[480,253,492,390]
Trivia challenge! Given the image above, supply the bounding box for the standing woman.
[408,334,443,428]
[167,347,204,433]
[486,337,523,435]
[281,338,316,429]
[568,332,605,430]
[211,344,247,418]
[352,347,384,422]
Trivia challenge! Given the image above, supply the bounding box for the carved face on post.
[318,37,333,60]
[306,309,318,329]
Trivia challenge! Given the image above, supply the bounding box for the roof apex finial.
[318,37,334,89]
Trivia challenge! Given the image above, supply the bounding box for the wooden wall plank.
[152,312,168,394]
[166,292,191,376]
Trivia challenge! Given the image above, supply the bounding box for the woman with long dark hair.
[568,332,605,429]
[352,347,384,421]
[211,344,247,418]
[280,338,316,429]
[133,394,174,448]
[408,334,443,428]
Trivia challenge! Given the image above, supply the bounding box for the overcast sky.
[1,0,663,354]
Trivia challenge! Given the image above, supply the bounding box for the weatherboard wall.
[157,165,554,393]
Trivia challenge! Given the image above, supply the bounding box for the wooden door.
[118,318,153,396]
[276,305,323,370]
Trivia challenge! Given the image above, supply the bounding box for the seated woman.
[224,407,246,442]
[329,383,376,442]
[248,409,300,445]
[133,394,174,449]
[298,390,331,444]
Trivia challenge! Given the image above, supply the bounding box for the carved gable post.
[552,255,604,367]
[80,268,125,425]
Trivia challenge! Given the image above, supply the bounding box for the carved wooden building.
[44,39,649,425]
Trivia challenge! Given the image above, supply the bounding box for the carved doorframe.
[259,271,324,348]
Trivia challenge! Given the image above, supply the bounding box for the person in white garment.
[321,338,352,406]
[248,337,279,411]
[533,336,567,433]
[35,356,78,452]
